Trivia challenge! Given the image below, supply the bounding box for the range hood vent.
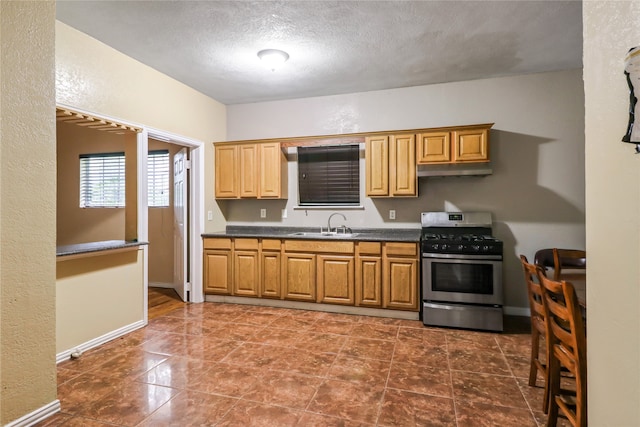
[417,162,493,178]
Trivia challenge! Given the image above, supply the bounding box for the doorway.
[144,128,205,305]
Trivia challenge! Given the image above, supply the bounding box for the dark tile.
[308,379,384,424]
[451,371,528,408]
[455,400,537,427]
[378,388,456,426]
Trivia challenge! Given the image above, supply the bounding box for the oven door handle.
[422,253,502,261]
[423,302,502,311]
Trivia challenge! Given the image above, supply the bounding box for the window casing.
[297,145,360,206]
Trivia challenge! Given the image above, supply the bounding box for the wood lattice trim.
[56,107,142,134]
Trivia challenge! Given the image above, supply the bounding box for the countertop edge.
[202,227,421,242]
[56,240,149,258]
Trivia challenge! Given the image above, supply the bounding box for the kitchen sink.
[287,231,358,238]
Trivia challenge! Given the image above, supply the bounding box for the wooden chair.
[537,271,587,427]
[519,255,551,413]
[552,248,586,281]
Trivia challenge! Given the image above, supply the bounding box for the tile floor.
[40,303,560,426]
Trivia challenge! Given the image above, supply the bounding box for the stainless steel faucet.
[326,212,347,234]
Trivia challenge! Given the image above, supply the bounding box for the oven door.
[422,253,503,306]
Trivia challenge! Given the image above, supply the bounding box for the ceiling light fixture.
[257,49,289,71]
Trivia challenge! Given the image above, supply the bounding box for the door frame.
[145,127,205,304]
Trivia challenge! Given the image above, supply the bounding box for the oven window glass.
[431,262,494,294]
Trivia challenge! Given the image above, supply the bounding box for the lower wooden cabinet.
[260,251,281,299]
[203,237,418,312]
[383,256,418,310]
[283,253,316,301]
[317,254,355,305]
[203,238,233,295]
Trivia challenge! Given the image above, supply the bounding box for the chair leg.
[529,327,540,386]
[546,352,560,427]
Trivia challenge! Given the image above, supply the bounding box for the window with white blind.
[297,145,360,206]
[147,150,170,207]
[79,150,171,208]
[79,152,125,208]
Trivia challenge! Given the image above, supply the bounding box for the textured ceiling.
[56,1,583,105]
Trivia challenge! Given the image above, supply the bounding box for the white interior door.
[173,148,188,301]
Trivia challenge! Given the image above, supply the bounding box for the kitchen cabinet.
[203,238,233,295]
[233,238,259,296]
[355,242,382,307]
[417,125,490,164]
[214,141,287,199]
[382,242,419,310]
[317,254,355,305]
[365,134,416,197]
[283,252,316,301]
[260,239,282,298]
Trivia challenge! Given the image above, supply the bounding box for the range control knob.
[431,244,439,251]
[471,245,480,252]
[482,245,491,252]
[457,244,465,251]
[441,244,448,251]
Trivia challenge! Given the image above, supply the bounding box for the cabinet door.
[214,145,238,198]
[389,134,417,196]
[233,250,259,296]
[317,255,355,305]
[239,144,258,198]
[365,135,389,196]
[259,142,284,198]
[355,255,382,307]
[453,128,488,162]
[417,132,451,164]
[283,253,316,301]
[261,251,281,298]
[203,250,233,295]
[383,256,418,310]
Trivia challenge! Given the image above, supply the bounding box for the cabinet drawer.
[234,238,259,250]
[384,242,417,257]
[203,238,232,250]
[261,239,282,251]
[284,240,354,254]
[357,241,381,255]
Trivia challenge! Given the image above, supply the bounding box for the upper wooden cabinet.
[417,125,490,164]
[214,142,287,199]
[365,134,416,197]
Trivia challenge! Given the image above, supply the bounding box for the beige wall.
[584,1,640,425]
[226,70,586,311]
[0,1,57,424]
[55,21,228,233]
[57,121,126,245]
[56,249,145,354]
[148,139,181,285]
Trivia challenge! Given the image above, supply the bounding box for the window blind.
[148,150,170,207]
[79,152,125,208]
[298,145,360,206]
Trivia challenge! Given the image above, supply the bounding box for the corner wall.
[226,70,586,310]
[0,1,57,424]
[55,21,227,233]
[583,1,640,424]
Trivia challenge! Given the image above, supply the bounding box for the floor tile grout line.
[445,333,461,427]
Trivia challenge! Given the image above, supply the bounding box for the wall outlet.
[282,208,287,219]
[389,209,396,220]
[207,211,213,221]
[260,208,267,218]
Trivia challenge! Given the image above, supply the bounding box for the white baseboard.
[5,399,60,427]
[56,320,146,364]
[504,306,531,317]
[149,281,174,289]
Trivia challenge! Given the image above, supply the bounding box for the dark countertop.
[56,240,148,257]
[202,226,421,242]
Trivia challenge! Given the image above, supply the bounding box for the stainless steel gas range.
[420,212,504,332]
